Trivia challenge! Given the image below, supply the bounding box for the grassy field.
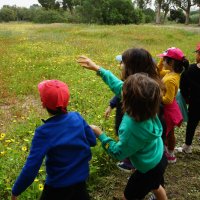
[0,23,200,200]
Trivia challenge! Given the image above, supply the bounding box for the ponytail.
[165,57,189,73]
[182,58,189,72]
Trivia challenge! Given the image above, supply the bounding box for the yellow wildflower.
[0,133,6,140]
[22,146,27,151]
[38,184,44,191]
[0,151,5,156]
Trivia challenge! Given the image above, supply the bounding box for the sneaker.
[116,162,134,173]
[175,144,192,154]
[165,151,176,163]
[148,193,157,200]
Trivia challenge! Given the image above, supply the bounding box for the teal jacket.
[98,67,164,173]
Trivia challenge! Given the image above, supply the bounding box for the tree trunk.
[156,3,161,24]
[163,11,168,24]
[185,10,190,25]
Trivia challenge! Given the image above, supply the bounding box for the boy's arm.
[110,96,119,108]
[81,117,96,147]
[12,130,48,196]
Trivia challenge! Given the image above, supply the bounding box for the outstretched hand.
[77,56,100,71]
[90,125,103,137]
[105,106,112,119]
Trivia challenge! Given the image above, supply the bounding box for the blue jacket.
[109,96,123,135]
[12,112,96,196]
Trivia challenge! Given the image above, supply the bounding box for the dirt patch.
[0,95,42,132]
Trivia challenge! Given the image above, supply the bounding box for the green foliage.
[143,8,155,23]
[168,9,186,23]
[16,8,32,21]
[0,7,16,22]
[38,0,58,10]
[32,9,68,23]
[78,0,144,24]
[189,13,199,24]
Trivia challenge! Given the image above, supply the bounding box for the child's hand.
[90,125,103,137]
[105,106,112,119]
[77,56,100,71]
[11,195,17,200]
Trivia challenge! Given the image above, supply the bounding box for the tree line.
[0,0,199,25]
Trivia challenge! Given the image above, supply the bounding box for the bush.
[168,9,186,23]
[190,13,199,24]
[0,7,16,22]
[16,8,32,21]
[32,9,68,23]
[77,0,144,24]
[132,8,145,24]
[143,8,155,23]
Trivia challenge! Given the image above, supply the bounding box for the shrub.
[168,9,186,24]
[0,7,16,22]
[32,9,67,23]
[143,8,155,23]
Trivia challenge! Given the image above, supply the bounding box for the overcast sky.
[0,0,40,8]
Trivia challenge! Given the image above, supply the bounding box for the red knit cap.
[38,80,70,111]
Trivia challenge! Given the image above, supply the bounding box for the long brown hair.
[122,48,165,92]
[122,73,161,122]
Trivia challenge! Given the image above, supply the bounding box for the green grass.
[0,23,200,200]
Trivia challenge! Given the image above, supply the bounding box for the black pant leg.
[40,182,90,200]
[185,116,199,145]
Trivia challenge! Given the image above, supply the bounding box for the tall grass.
[0,23,200,200]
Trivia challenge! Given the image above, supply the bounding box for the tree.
[143,8,156,23]
[194,0,200,25]
[199,5,200,26]
[77,0,142,24]
[161,0,172,23]
[0,6,16,22]
[62,0,74,13]
[134,0,152,9]
[155,0,163,24]
[168,8,186,23]
[38,0,57,10]
[172,0,196,25]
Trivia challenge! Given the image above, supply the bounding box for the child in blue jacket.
[11,80,96,200]
[105,55,134,172]
[78,55,168,200]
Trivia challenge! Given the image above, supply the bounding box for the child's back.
[12,80,96,200]
[38,111,96,186]
[178,44,200,153]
